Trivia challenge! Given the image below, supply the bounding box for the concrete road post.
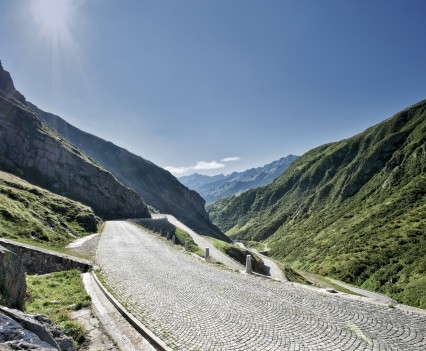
[246,255,253,274]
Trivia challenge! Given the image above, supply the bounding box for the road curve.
[254,250,287,281]
[235,242,287,281]
[96,221,426,351]
[153,214,244,271]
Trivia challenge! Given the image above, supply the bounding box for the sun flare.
[31,0,74,38]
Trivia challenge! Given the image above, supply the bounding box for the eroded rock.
[0,307,75,351]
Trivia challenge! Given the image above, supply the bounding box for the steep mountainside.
[208,101,426,308]
[0,62,150,219]
[28,104,227,241]
[180,155,298,204]
[0,171,100,246]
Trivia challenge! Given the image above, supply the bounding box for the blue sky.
[1,0,425,176]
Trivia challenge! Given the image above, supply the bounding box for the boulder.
[0,311,56,350]
[0,245,26,309]
[0,307,75,351]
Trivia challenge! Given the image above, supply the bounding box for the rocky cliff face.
[29,104,227,241]
[0,87,150,219]
[0,60,25,104]
[0,245,26,309]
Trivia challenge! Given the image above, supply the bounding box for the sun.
[31,0,74,38]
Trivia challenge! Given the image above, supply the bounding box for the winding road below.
[153,214,244,271]
[96,221,426,351]
[235,242,286,281]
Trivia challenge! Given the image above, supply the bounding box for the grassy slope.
[0,171,100,247]
[208,100,426,308]
[26,270,92,344]
[174,227,205,257]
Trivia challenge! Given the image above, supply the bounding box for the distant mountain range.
[0,60,227,241]
[179,155,298,204]
[208,100,426,308]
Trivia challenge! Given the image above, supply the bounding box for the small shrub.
[59,320,84,341]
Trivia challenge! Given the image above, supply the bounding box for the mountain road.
[96,221,426,351]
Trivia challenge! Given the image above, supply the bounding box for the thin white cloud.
[194,161,225,170]
[165,160,226,175]
[221,156,241,162]
[164,166,192,175]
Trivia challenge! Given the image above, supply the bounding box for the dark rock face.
[0,245,26,309]
[0,61,224,240]
[0,306,75,351]
[29,104,227,241]
[0,60,25,104]
[0,95,150,219]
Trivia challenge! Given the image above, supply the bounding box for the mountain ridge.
[0,61,150,220]
[180,155,298,204]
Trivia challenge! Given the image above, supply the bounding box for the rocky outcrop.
[0,60,25,104]
[0,245,26,309]
[0,306,75,350]
[0,92,150,219]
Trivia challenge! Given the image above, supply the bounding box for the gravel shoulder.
[67,234,101,261]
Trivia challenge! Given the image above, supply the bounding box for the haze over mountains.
[0,61,227,241]
[208,100,426,308]
[179,155,298,204]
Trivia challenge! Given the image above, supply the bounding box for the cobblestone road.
[96,221,426,351]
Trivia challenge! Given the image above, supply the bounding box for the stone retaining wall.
[131,218,176,236]
[0,239,92,275]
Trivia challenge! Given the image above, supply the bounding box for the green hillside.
[0,171,100,247]
[208,100,426,308]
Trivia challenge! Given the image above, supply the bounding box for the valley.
[1,59,425,351]
[208,100,426,309]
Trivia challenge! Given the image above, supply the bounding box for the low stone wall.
[132,218,176,236]
[0,239,92,275]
